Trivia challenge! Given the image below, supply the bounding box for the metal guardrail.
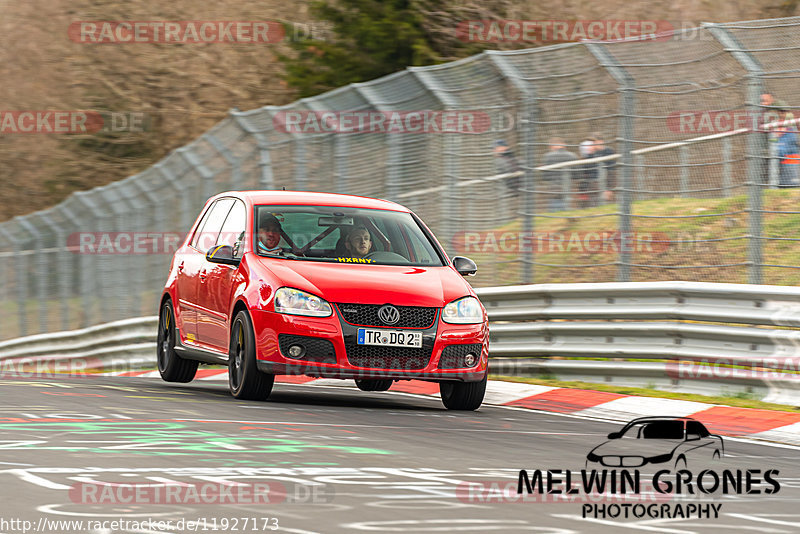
[0,317,157,374]
[2,281,800,402]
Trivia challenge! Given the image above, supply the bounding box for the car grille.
[437,343,483,369]
[336,303,437,329]
[278,334,336,364]
[345,344,433,370]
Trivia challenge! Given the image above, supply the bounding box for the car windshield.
[253,205,445,267]
[620,420,684,440]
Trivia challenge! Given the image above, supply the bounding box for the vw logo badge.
[378,305,400,325]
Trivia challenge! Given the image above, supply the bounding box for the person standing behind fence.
[542,137,577,211]
[589,133,618,203]
[494,139,522,191]
[776,126,800,187]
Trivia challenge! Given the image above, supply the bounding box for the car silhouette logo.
[378,305,400,325]
[586,416,724,470]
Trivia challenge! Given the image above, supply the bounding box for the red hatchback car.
[158,191,489,410]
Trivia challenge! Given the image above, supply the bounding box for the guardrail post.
[705,23,766,284]
[586,42,635,282]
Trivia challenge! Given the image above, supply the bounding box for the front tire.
[229,310,274,400]
[440,373,487,411]
[355,379,393,392]
[157,299,198,383]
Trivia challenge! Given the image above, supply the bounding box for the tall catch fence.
[2,17,800,341]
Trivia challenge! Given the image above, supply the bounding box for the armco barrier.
[2,282,800,403]
[0,316,157,374]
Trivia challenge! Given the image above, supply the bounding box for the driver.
[257,214,283,255]
[345,225,372,258]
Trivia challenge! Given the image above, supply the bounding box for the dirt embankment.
[0,0,794,220]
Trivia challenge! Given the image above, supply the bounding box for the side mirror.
[686,433,701,441]
[607,432,622,440]
[452,256,478,276]
[206,245,239,266]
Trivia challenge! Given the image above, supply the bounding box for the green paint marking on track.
[0,421,395,456]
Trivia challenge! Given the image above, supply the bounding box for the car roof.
[214,190,411,212]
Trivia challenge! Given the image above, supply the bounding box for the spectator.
[589,132,618,202]
[541,137,578,211]
[494,139,522,191]
[776,127,800,188]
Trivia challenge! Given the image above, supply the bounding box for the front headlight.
[274,287,332,317]
[442,296,483,324]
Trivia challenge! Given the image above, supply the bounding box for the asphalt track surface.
[1,375,799,534]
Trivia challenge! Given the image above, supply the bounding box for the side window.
[686,421,709,438]
[217,201,247,258]
[190,202,216,249]
[193,198,234,252]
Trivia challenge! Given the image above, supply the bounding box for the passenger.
[345,226,373,258]
[257,214,283,254]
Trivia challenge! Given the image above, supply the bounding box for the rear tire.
[229,310,274,400]
[157,299,198,383]
[355,379,393,392]
[440,373,487,411]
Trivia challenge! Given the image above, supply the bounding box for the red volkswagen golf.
[157,191,489,410]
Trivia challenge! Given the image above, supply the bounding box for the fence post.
[411,69,463,259]
[207,132,243,190]
[723,136,732,197]
[38,212,71,331]
[705,22,766,284]
[231,111,275,190]
[679,145,690,198]
[486,52,538,283]
[16,218,46,333]
[0,226,26,337]
[586,42,635,282]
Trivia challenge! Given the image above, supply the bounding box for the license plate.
[357,328,422,348]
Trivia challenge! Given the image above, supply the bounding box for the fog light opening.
[288,344,305,358]
[464,353,477,367]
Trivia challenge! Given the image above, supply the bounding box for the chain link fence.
[2,17,800,341]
